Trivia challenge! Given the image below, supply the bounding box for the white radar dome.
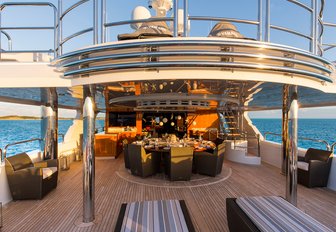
[131,6,151,30]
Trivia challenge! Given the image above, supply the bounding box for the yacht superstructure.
[0,0,336,231]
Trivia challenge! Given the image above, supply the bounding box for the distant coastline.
[0,115,105,120]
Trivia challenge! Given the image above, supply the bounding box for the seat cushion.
[236,196,332,232]
[42,167,57,179]
[298,161,309,171]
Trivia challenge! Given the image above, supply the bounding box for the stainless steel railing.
[0,31,12,51]
[264,132,331,151]
[0,1,329,58]
[100,0,324,54]
[240,133,261,157]
[57,0,96,55]
[1,138,42,162]
[331,142,336,153]
[0,2,58,56]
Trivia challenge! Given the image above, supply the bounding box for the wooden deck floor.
[2,157,336,232]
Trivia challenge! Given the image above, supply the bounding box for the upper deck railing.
[0,2,57,56]
[1,0,335,59]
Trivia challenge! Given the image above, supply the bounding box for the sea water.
[252,119,336,151]
[0,120,104,157]
[0,119,335,157]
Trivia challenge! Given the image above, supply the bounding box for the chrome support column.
[311,0,317,54]
[258,0,263,41]
[82,86,96,223]
[284,86,298,206]
[58,0,63,55]
[101,0,106,43]
[41,88,58,160]
[183,0,188,37]
[173,0,179,37]
[265,0,271,42]
[282,85,289,175]
[93,0,99,44]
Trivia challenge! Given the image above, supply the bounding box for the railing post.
[173,0,179,37]
[257,134,261,157]
[258,0,263,41]
[265,0,271,42]
[58,0,63,56]
[93,0,99,44]
[101,0,106,43]
[311,0,317,54]
[183,0,188,37]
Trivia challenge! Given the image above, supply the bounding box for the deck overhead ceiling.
[0,80,336,111]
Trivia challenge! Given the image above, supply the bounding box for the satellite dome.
[131,6,151,30]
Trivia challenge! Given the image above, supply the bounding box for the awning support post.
[283,85,298,206]
[40,88,58,160]
[83,86,96,223]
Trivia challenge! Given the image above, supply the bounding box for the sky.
[0,0,336,118]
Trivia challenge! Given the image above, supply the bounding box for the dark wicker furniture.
[166,147,194,181]
[298,148,333,188]
[194,143,225,177]
[5,153,58,200]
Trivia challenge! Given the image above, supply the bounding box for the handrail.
[264,132,331,151]
[0,2,58,56]
[231,133,261,157]
[60,27,93,46]
[270,25,312,40]
[60,0,89,20]
[189,16,260,26]
[0,31,12,50]
[331,142,336,153]
[104,17,173,28]
[2,138,42,161]
[287,0,312,12]
[57,0,97,56]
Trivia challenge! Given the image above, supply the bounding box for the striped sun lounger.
[114,200,195,232]
[235,196,332,232]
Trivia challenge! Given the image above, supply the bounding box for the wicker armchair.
[128,144,159,178]
[298,148,333,188]
[5,153,58,200]
[166,147,194,181]
[194,143,225,177]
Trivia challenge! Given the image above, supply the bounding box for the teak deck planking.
[2,157,336,232]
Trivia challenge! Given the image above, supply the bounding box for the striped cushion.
[236,196,332,232]
[119,200,191,232]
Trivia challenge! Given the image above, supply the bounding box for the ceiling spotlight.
[159,121,164,126]
[171,122,175,126]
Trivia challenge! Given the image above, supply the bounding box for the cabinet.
[94,134,118,158]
